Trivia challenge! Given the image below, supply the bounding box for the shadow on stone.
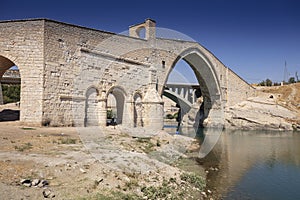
[0,109,20,121]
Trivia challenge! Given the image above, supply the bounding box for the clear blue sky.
[1,0,299,83]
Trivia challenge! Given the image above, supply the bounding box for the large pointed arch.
[163,47,223,127]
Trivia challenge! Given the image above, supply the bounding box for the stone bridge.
[0,18,256,129]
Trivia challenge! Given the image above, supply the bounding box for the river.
[167,125,300,199]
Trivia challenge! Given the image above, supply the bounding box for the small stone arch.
[106,86,127,125]
[129,18,156,40]
[133,92,143,127]
[135,26,146,39]
[84,86,99,126]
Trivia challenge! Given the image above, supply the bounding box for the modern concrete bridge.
[0,69,20,84]
[163,83,201,116]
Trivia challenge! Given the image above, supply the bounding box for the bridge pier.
[98,91,107,127]
[0,82,3,105]
[203,97,224,128]
[122,101,133,127]
[143,87,164,130]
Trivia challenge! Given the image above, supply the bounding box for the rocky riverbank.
[225,96,299,131]
[225,83,300,131]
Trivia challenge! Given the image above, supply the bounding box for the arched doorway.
[163,48,222,129]
[0,55,21,122]
[106,87,126,125]
[107,93,117,125]
[85,87,98,126]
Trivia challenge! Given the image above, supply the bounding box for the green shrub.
[180,172,206,190]
[14,142,33,151]
[141,185,173,199]
[165,113,174,119]
[107,109,113,119]
[59,138,77,144]
[77,191,140,200]
[2,84,20,103]
[173,112,178,119]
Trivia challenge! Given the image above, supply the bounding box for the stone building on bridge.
[0,18,256,129]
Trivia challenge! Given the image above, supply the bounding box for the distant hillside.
[256,82,300,123]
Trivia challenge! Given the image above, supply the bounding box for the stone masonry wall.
[0,20,45,125]
[42,20,158,126]
[43,20,113,126]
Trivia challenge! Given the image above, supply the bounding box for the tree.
[265,79,272,86]
[2,84,20,103]
[107,109,113,119]
[273,82,281,86]
[258,79,274,86]
[258,80,266,86]
[288,77,296,84]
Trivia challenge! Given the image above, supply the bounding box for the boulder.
[20,179,31,187]
[31,179,40,187]
[225,97,297,130]
[43,189,55,198]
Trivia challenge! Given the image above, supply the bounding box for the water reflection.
[201,130,300,200]
[165,124,300,199]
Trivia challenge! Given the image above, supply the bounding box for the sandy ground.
[0,122,96,199]
[0,119,209,200]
